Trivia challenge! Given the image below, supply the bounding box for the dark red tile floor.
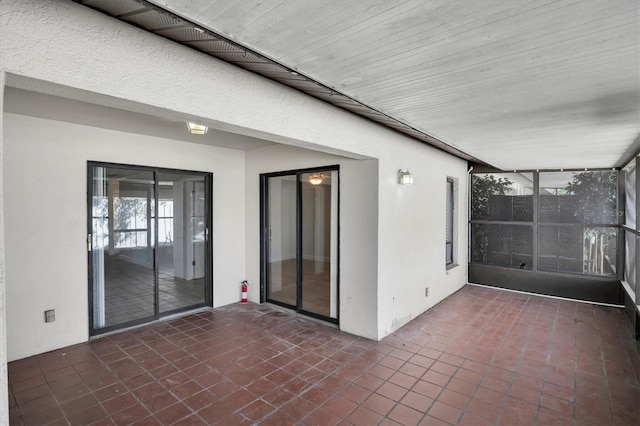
[8,285,640,425]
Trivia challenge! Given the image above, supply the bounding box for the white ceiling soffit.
[76,0,640,170]
[4,87,274,150]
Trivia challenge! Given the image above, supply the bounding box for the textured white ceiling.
[151,0,639,170]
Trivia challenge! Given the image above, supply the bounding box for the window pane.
[471,173,534,221]
[446,242,453,265]
[538,225,617,276]
[446,179,454,264]
[539,171,617,224]
[471,224,533,269]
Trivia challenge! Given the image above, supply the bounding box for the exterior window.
[446,178,454,266]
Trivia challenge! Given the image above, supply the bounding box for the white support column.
[107,179,119,256]
[173,181,187,279]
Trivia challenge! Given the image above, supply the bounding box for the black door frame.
[260,165,340,324]
[87,161,213,336]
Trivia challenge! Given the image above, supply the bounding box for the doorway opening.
[88,162,212,336]
[261,166,339,323]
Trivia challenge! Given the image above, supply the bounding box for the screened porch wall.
[469,169,623,305]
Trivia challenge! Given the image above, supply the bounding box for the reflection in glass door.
[263,167,339,322]
[91,167,156,328]
[157,173,206,313]
[300,171,339,319]
[266,175,298,307]
[89,163,211,335]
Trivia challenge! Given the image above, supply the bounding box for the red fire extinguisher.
[241,280,248,304]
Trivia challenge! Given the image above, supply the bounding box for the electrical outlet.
[44,309,55,323]
[425,287,429,297]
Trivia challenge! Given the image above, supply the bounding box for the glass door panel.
[264,168,339,322]
[300,171,338,319]
[157,172,207,313]
[91,166,156,330]
[266,175,298,307]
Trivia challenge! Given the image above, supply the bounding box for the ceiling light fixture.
[398,169,413,185]
[308,173,324,185]
[187,122,208,135]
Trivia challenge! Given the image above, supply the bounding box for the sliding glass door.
[262,167,339,323]
[89,163,212,335]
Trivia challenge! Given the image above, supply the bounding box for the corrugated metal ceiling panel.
[81,0,143,16]
[122,8,180,30]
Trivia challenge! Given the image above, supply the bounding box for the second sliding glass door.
[263,167,339,323]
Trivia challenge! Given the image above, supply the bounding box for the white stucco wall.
[0,72,9,426]
[377,146,469,338]
[0,0,469,355]
[244,144,379,339]
[3,113,246,361]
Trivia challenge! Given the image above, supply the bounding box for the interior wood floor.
[268,259,333,318]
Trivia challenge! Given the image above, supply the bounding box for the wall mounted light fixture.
[308,173,324,185]
[187,122,208,135]
[398,169,413,185]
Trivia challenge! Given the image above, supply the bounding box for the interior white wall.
[245,144,380,340]
[3,112,246,361]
